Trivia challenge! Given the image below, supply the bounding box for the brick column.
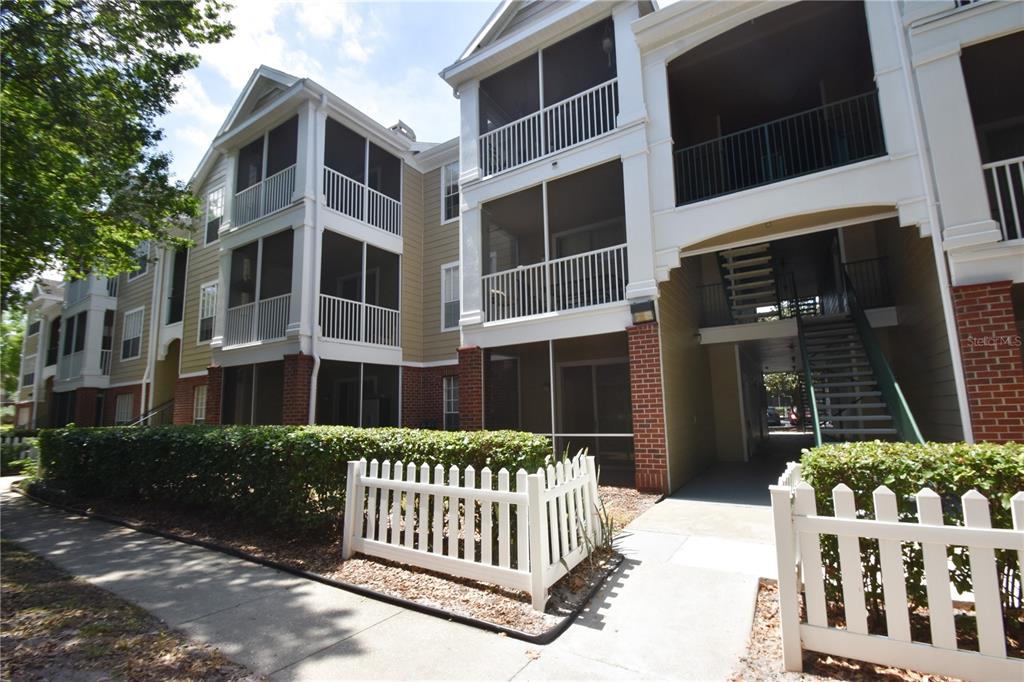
[173,376,208,425]
[205,365,223,425]
[73,387,99,427]
[952,280,1024,442]
[458,346,484,431]
[282,352,314,425]
[627,322,669,493]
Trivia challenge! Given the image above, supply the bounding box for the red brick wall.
[401,365,456,429]
[282,353,314,425]
[457,346,484,431]
[173,375,208,425]
[952,280,1024,442]
[627,322,669,493]
[205,365,223,425]
[102,384,142,425]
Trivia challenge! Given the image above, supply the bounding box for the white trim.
[203,186,226,247]
[193,384,208,423]
[178,370,209,379]
[402,359,459,368]
[441,161,460,224]
[440,261,460,332]
[119,306,145,361]
[196,280,219,344]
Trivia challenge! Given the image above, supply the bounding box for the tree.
[763,371,801,406]
[1,309,25,398]
[0,0,233,306]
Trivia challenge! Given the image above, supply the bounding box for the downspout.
[890,2,974,443]
[143,246,164,420]
[308,94,327,424]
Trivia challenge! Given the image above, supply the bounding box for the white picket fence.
[771,464,1024,681]
[1,435,39,462]
[343,453,603,610]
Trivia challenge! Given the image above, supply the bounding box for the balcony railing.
[233,164,297,228]
[224,293,290,347]
[479,78,619,178]
[674,90,885,205]
[65,279,88,306]
[482,244,628,322]
[322,167,402,236]
[58,350,83,380]
[982,155,1023,241]
[100,349,111,375]
[318,294,400,347]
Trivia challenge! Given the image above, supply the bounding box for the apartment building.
[16,0,1023,495]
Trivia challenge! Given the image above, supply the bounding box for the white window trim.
[120,306,145,360]
[193,384,207,424]
[440,161,459,225]
[196,280,218,345]
[127,242,150,281]
[114,393,134,425]
[443,375,459,418]
[440,261,460,332]
[203,187,226,247]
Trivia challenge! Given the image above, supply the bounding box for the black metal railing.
[674,90,886,205]
[844,257,892,309]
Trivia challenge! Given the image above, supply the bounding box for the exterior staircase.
[802,314,898,441]
[717,243,777,323]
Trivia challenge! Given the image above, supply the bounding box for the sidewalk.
[0,476,773,680]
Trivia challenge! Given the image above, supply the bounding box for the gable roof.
[217,65,300,137]
[459,0,519,61]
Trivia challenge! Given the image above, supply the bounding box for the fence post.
[770,484,803,672]
[527,472,548,612]
[342,460,362,560]
[585,455,602,545]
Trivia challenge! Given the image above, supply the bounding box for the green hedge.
[801,441,1024,613]
[1,441,35,475]
[39,425,552,535]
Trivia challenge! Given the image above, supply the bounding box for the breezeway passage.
[1,475,772,680]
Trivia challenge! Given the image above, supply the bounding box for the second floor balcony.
[224,229,292,347]
[233,115,299,228]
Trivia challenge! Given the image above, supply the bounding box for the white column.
[293,100,317,203]
[612,3,646,128]
[459,201,484,326]
[459,81,481,185]
[642,55,676,216]
[222,152,238,231]
[915,51,1002,248]
[623,150,658,302]
[79,301,106,378]
[212,248,231,348]
[289,223,315,350]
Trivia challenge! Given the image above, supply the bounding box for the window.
[443,375,459,430]
[62,312,87,356]
[204,188,225,245]
[441,262,460,331]
[121,308,143,360]
[198,282,218,343]
[27,318,40,335]
[128,242,150,280]
[46,317,60,366]
[72,311,87,353]
[22,372,34,387]
[442,162,459,223]
[193,385,207,424]
[114,393,134,425]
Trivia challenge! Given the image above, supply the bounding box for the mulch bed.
[21,483,646,636]
[0,540,257,681]
[733,578,1023,681]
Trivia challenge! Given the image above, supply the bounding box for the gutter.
[142,247,164,419]
[308,94,327,425]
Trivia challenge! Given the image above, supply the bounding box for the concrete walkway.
[1,475,776,680]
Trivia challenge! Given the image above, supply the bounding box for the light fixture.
[630,300,656,325]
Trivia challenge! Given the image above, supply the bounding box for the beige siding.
[22,331,39,357]
[109,265,154,384]
[875,220,963,441]
[401,164,425,363]
[420,166,460,363]
[179,155,229,375]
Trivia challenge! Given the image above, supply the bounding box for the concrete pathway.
[1,475,776,680]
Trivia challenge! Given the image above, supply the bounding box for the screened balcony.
[318,231,400,348]
[321,118,403,236]
[478,17,620,177]
[224,230,292,347]
[233,116,298,227]
[669,1,884,205]
[481,161,628,322]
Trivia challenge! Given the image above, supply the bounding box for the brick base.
[103,384,143,425]
[952,280,1024,442]
[205,365,223,425]
[401,365,457,429]
[282,353,314,425]
[627,322,669,494]
[173,375,208,425]
[457,347,483,431]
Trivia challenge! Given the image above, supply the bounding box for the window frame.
[443,375,459,430]
[193,384,208,424]
[120,307,144,361]
[196,281,218,344]
[440,261,460,332]
[114,393,134,425]
[441,161,459,224]
[27,317,40,336]
[127,242,150,281]
[203,187,226,246]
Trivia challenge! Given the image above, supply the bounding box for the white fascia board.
[632,0,796,54]
[408,138,460,174]
[462,303,632,349]
[212,82,314,151]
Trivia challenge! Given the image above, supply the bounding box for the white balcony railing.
[100,349,111,375]
[483,244,628,323]
[233,164,297,228]
[58,350,84,380]
[318,294,400,347]
[983,155,1023,242]
[479,78,619,178]
[322,167,402,236]
[64,279,88,306]
[224,293,290,347]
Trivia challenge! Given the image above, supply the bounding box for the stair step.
[810,357,869,366]
[721,244,771,258]
[822,415,893,422]
[722,255,772,269]
[806,343,862,352]
[804,327,857,335]
[814,391,882,398]
[730,289,777,302]
[724,267,773,280]
[821,427,899,435]
[729,280,778,292]
[813,380,878,388]
[817,403,889,411]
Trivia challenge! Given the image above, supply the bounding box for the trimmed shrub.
[38,425,552,535]
[801,441,1024,613]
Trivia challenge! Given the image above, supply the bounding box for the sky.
[157,0,502,182]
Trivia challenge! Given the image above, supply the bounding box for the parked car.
[767,408,782,426]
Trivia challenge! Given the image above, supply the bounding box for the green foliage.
[763,372,801,405]
[1,309,25,396]
[0,0,233,303]
[38,425,552,535]
[801,441,1024,613]
[1,441,36,475]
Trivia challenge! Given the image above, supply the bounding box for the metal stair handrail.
[128,399,175,427]
[793,275,823,447]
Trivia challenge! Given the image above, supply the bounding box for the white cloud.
[172,73,227,128]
